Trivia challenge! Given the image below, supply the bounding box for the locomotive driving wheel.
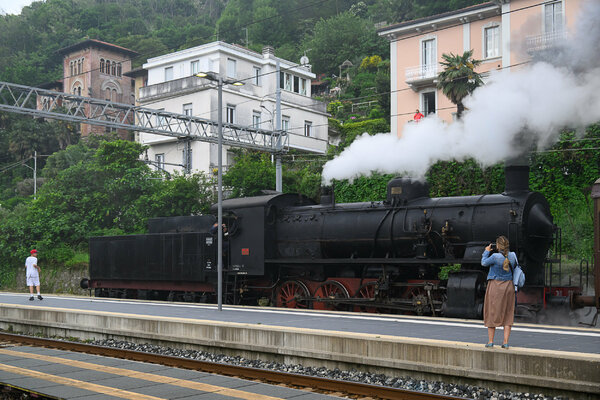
[353,281,379,313]
[313,280,350,311]
[275,280,311,309]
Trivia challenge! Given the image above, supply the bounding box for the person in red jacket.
[413,109,424,122]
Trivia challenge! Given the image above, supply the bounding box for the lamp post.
[196,71,243,311]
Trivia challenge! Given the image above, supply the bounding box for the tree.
[223,151,275,197]
[301,11,387,75]
[436,50,483,118]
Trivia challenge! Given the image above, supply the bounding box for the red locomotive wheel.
[313,280,350,311]
[275,280,311,309]
[353,281,379,313]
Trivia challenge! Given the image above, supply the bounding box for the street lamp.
[195,71,243,311]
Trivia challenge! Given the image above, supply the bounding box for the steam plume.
[322,0,600,184]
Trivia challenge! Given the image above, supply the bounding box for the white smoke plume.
[322,0,600,184]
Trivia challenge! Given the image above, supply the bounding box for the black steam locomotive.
[81,165,560,319]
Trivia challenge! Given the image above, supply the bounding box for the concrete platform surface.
[0,345,342,399]
[0,293,597,354]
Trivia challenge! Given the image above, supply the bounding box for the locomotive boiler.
[82,165,561,319]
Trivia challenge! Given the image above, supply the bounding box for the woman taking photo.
[481,236,517,348]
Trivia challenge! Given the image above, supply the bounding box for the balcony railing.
[139,76,208,102]
[526,30,568,53]
[405,64,440,84]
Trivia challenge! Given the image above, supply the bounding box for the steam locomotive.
[81,165,567,319]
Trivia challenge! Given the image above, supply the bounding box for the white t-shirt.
[25,256,38,278]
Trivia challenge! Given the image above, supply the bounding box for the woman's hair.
[496,236,510,271]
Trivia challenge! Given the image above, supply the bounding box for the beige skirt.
[483,279,515,327]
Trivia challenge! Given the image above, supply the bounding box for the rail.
[0,332,467,400]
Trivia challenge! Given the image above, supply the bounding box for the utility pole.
[33,150,37,200]
[275,59,282,192]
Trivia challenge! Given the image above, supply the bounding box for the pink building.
[378,0,583,136]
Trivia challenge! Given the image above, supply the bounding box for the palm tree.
[436,50,483,119]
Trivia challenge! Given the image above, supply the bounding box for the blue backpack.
[511,256,525,289]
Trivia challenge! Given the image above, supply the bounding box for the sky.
[0,0,35,15]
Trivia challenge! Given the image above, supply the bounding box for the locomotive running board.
[265,258,463,264]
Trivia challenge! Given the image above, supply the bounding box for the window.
[226,105,235,124]
[545,1,563,34]
[284,73,292,91]
[111,61,116,76]
[155,154,165,171]
[183,103,193,116]
[191,60,200,75]
[227,58,236,78]
[252,111,261,128]
[164,66,173,81]
[117,63,122,77]
[112,89,117,102]
[253,67,261,86]
[484,26,500,58]
[300,78,307,96]
[105,88,111,101]
[293,76,300,93]
[77,87,81,96]
[182,147,192,172]
[421,38,436,77]
[421,91,436,115]
[304,121,312,137]
[100,59,104,74]
[282,116,290,132]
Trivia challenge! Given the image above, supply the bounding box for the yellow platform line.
[0,349,285,400]
[0,363,164,400]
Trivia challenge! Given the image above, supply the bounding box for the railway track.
[0,332,467,400]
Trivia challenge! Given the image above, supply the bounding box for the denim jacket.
[481,250,517,281]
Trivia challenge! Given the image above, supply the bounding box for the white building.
[136,41,328,175]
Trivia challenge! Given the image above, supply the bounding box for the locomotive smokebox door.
[445,270,486,319]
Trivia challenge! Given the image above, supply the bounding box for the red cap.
[30,249,37,254]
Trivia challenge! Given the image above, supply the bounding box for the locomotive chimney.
[504,155,530,194]
[320,186,335,207]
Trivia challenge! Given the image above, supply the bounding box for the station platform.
[0,293,598,398]
[0,344,340,399]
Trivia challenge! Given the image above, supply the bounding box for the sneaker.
[485,342,493,348]
[29,296,34,301]
[501,343,509,349]
[37,295,43,300]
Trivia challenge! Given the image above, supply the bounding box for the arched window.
[111,62,116,76]
[106,88,111,101]
[77,87,81,96]
[70,62,74,77]
[100,59,105,73]
[112,89,117,102]
[117,63,122,77]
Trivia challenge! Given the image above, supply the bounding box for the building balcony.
[139,76,209,103]
[405,64,440,90]
[526,30,568,53]
[288,132,328,154]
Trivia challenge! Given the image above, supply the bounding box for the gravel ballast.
[88,338,571,400]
